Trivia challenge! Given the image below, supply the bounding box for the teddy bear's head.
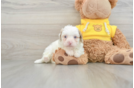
[75,0,118,19]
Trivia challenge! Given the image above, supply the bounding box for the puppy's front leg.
[65,50,74,56]
[74,52,80,58]
[74,48,84,58]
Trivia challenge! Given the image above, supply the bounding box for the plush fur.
[112,28,131,49]
[84,39,113,62]
[74,0,133,65]
[109,0,118,9]
[75,0,118,19]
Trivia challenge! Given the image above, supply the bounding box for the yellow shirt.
[76,19,117,41]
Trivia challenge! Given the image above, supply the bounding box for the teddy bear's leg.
[105,46,133,65]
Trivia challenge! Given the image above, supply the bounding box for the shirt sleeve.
[76,25,80,30]
[76,25,83,33]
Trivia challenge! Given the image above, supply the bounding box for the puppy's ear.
[75,0,84,11]
[78,30,83,43]
[59,29,63,41]
[109,0,118,9]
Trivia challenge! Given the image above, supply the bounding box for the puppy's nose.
[68,41,72,45]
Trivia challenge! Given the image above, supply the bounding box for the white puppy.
[34,25,84,63]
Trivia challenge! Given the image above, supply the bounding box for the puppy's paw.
[34,59,44,63]
[44,57,50,62]
[66,51,74,56]
[74,52,81,58]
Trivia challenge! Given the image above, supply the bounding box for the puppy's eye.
[74,36,77,39]
[64,36,67,38]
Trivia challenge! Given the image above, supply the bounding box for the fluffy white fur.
[34,25,84,64]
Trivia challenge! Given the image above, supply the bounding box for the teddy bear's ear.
[75,0,84,11]
[109,0,118,9]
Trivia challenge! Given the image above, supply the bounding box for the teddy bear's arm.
[112,28,131,49]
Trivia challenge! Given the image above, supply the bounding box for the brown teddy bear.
[53,0,133,65]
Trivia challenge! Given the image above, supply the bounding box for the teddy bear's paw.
[109,49,133,65]
[68,60,79,65]
[54,49,88,65]
[126,49,133,65]
[56,55,79,65]
[57,60,79,65]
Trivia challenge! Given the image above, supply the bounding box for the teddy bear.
[53,0,133,65]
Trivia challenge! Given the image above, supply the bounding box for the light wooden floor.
[1,60,133,88]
